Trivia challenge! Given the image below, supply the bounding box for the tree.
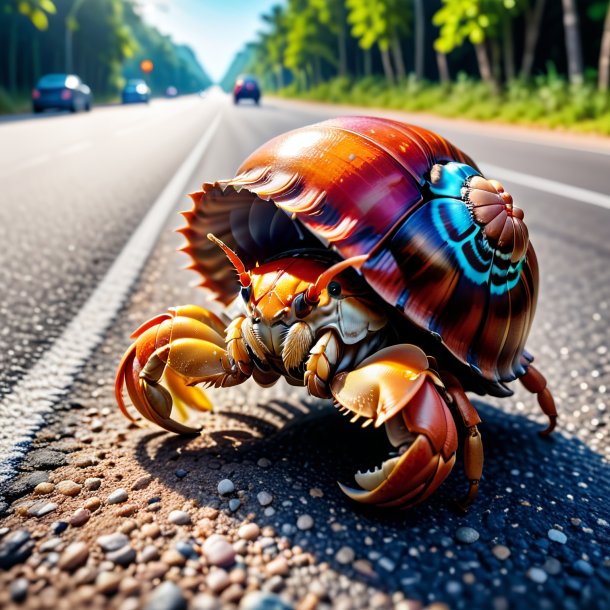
[520,0,546,79]
[589,1,610,90]
[310,0,348,77]
[561,0,584,85]
[413,0,425,79]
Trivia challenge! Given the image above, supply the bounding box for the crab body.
[115,117,557,509]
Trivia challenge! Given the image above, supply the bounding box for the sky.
[136,0,283,82]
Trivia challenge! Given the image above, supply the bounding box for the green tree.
[589,1,610,90]
[561,0,584,85]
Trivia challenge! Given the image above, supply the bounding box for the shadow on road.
[134,400,610,609]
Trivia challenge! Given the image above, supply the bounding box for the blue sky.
[137,0,283,82]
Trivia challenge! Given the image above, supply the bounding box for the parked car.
[233,76,261,104]
[32,73,92,113]
[165,86,178,98]
[122,79,150,104]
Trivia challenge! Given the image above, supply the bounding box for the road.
[0,90,608,610]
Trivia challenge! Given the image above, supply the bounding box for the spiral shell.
[180,116,538,383]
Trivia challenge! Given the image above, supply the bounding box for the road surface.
[0,90,608,610]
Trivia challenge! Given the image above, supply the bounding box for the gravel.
[257,491,273,506]
[144,581,187,610]
[296,514,314,530]
[106,488,128,504]
[548,528,568,544]
[455,527,480,544]
[168,509,192,525]
[97,532,130,552]
[217,479,235,495]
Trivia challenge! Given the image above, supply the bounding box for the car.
[122,79,150,104]
[165,86,178,98]
[32,73,92,113]
[233,76,260,105]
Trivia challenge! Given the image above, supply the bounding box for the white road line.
[0,154,50,178]
[59,140,92,156]
[480,163,610,212]
[0,111,223,491]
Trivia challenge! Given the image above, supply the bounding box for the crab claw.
[115,305,239,434]
[331,345,458,508]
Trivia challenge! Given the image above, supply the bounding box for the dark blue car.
[122,79,151,104]
[32,74,92,113]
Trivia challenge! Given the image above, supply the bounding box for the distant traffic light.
[140,60,154,74]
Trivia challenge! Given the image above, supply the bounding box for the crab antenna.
[207,233,251,287]
[306,255,368,303]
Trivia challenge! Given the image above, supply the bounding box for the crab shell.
[180,116,538,383]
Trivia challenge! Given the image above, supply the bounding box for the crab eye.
[327,281,342,298]
[294,293,313,319]
[240,286,252,303]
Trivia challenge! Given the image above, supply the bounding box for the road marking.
[114,100,198,137]
[59,140,92,157]
[480,163,610,212]
[0,153,50,178]
[0,111,223,491]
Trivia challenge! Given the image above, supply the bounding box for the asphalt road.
[0,90,608,610]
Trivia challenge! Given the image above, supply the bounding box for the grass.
[278,72,610,136]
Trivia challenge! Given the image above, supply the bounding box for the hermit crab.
[115,116,557,509]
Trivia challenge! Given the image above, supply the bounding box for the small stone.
[28,501,58,517]
[257,491,273,506]
[264,507,275,517]
[240,591,292,610]
[141,523,161,539]
[238,523,261,541]
[207,568,231,593]
[70,508,91,527]
[132,474,152,490]
[107,545,136,566]
[26,448,67,470]
[527,567,548,584]
[218,479,235,495]
[96,571,122,594]
[229,499,241,512]
[0,529,32,569]
[335,546,355,564]
[175,540,197,559]
[59,541,89,571]
[378,557,396,572]
[139,544,160,562]
[40,537,63,552]
[572,559,594,576]
[107,488,128,504]
[84,497,101,512]
[10,577,28,603]
[168,510,192,525]
[543,557,562,575]
[34,482,55,495]
[175,468,189,479]
[202,534,236,567]
[50,521,68,535]
[97,532,129,552]
[162,549,187,566]
[221,583,245,604]
[266,555,289,576]
[257,458,272,468]
[144,581,187,610]
[455,527,480,544]
[296,514,314,530]
[492,545,511,560]
[191,593,222,610]
[309,488,323,498]
[548,529,567,544]
[56,480,82,496]
[353,558,376,578]
[74,454,97,468]
[120,577,140,596]
[84,477,102,490]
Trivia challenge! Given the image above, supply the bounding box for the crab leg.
[115,305,249,434]
[520,365,557,436]
[442,372,484,511]
[330,345,458,508]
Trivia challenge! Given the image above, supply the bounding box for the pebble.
[229,499,241,512]
[74,454,97,468]
[26,448,67,470]
[162,549,187,566]
[84,497,102,512]
[141,523,161,539]
[257,458,272,468]
[548,529,567,544]
[28,501,58,517]
[175,468,189,478]
[84,477,102,490]
[543,557,562,575]
[107,545,137,566]
[97,532,130,552]
[240,591,293,609]
[132,474,152,490]
[526,567,548,584]
[266,555,290,576]
[176,540,198,559]
[309,488,323,498]
[492,545,511,560]
[353,558,376,577]
[335,546,355,564]
[455,527,480,544]
[296,514,314,530]
[169,510,192,525]
[191,593,222,610]
[238,523,261,541]
[56,480,82,496]
[96,571,122,594]
[202,534,236,567]
[59,541,89,571]
[139,545,160,563]
[70,508,91,527]
[34,482,55,495]
[257,491,273,506]
[207,568,231,593]
[378,557,396,572]
[10,577,29,603]
[218,479,235,495]
[107,488,128,504]
[144,581,187,610]
[50,521,68,535]
[572,559,594,576]
[0,529,31,569]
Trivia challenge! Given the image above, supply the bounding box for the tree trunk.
[32,32,41,82]
[491,39,502,85]
[364,48,372,77]
[380,46,395,84]
[520,0,546,79]
[598,2,610,91]
[561,0,584,85]
[338,6,348,77]
[502,15,515,81]
[8,18,18,93]
[413,0,425,79]
[391,34,406,81]
[474,43,498,91]
[436,51,450,83]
